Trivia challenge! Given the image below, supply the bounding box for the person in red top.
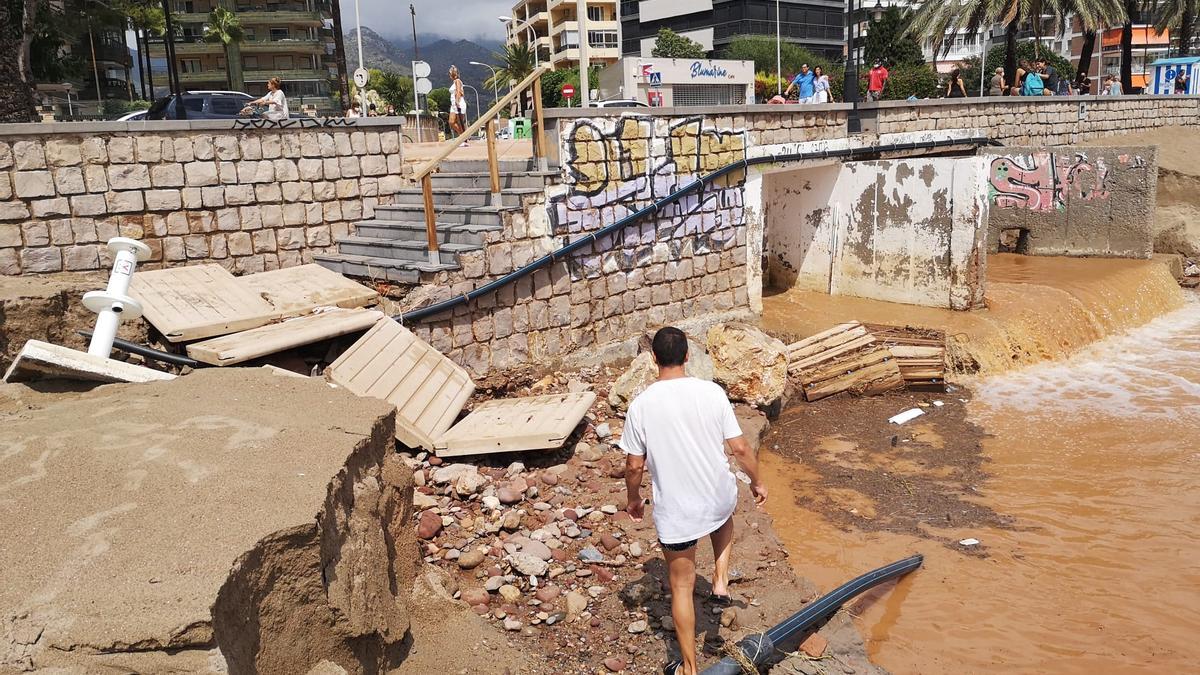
[867,61,889,101]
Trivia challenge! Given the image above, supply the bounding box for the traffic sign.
[412,61,431,78]
[412,60,432,95]
[415,78,433,95]
[353,67,369,88]
[561,83,575,99]
[648,71,662,88]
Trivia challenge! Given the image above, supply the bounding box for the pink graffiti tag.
[989,152,1110,211]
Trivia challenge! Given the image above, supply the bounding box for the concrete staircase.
[314,159,556,283]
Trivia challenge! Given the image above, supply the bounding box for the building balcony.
[148,36,328,58]
[171,9,324,26]
[514,11,549,31]
[552,46,620,63]
[244,68,331,82]
[551,19,620,36]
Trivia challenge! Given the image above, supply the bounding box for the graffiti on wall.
[549,115,747,280]
[989,151,1111,211]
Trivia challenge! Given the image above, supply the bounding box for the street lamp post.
[843,0,861,132]
[575,0,589,107]
[499,16,539,67]
[159,0,184,118]
[470,60,501,105]
[354,0,367,115]
[776,0,782,97]
[463,83,481,129]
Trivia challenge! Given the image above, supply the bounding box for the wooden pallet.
[786,322,905,401]
[863,323,948,388]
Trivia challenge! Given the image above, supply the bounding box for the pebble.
[503,617,522,631]
[457,549,485,569]
[460,588,490,606]
[800,633,828,658]
[545,611,566,625]
[595,423,612,439]
[628,542,643,557]
[416,510,443,539]
[578,546,605,562]
[720,607,739,629]
[660,615,675,631]
[533,501,553,511]
[600,534,621,551]
[498,584,522,604]
[593,566,615,583]
[586,510,607,523]
[600,504,618,515]
[575,569,593,578]
[566,591,588,618]
[497,487,522,504]
[626,619,648,634]
[575,443,604,462]
[428,456,443,466]
[485,576,505,592]
[534,585,562,603]
[540,472,559,486]
[481,495,501,510]
[603,657,627,672]
[501,511,522,531]
[507,552,549,577]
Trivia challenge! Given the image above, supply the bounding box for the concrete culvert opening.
[997,227,1030,254]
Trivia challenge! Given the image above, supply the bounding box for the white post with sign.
[576,0,589,108]
[412,60,432,143]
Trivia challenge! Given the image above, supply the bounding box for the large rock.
[1153,204,1200,258]
[607,339,714,411]
[706,323,789,408]
[0,370,415,674]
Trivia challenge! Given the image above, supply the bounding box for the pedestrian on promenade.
[989,67,1006,96]
[448,65,469,142]
[812,65,831,103]
[866,61,889,101]
[248,77,288,121]
[1038,59,1060,96]
[620,327,768,675]
[1175,70,1190,94]
[784,64,816,103]
[944,67,968,98]
[1020,60,1044,96]
[1010,62,1028,96]
[385,103,397,116]
[346,101,361,118]
[1074,71,1092,95]
[1103,75,1124,95]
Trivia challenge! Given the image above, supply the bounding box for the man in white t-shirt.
[619,327,768,675]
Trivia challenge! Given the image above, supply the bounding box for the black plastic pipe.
[699,553,924,675]
[397,136,997,324]
[77,330,200,368]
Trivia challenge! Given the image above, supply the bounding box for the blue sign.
[648,71,662,87]
[690,62,729,79]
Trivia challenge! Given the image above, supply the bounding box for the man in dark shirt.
[1037,59,1060,96]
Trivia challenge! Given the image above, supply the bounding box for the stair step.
[373,204,512,226]
[337,235,479,264]
[391,186,542,207]
[430,171,557,189]
[440,159,538,173]
[353,220,499,244]
[313,253,457,283]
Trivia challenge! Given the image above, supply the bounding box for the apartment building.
[619,0,845,60]
[505,0,621,69]
[148,0,344,112]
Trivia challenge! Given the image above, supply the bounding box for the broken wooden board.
[239,264,379,316]
[799,343,904,402]
[326,318,475,450]
[786,321,879,376]
[434,392,597,457]
[186,308,383,366]
[864,323,947,386]
[129,264,278,342]
[3,340,176,385]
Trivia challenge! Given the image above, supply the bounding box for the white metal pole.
[980,31,988,95]
[413,70,422,143]
[82,237,151,358]
[776,0,782,96]
[354,0,367,115]
[576,0,590,107]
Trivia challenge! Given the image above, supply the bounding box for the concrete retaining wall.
[0,118,408,276]
[984,146,1157,258]
[764,157,988,309]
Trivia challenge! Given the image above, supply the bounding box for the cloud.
[350,0,512,42]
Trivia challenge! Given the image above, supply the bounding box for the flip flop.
[663,659,683,674]
[709,593,733,606]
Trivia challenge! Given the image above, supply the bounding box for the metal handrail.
[397,135,998,323]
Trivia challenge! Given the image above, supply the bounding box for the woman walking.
[812,66,831,103]
[249,77,288,121]
[988,68,1005,96]
[448,65,469,143]
[945,68,968,98]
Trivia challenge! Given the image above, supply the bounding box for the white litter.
[932,400,945,407]
[888,408,926,425]
[959,538,980,546]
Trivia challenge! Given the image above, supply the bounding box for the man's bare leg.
[665,546,699,674]
[709,517,734,597]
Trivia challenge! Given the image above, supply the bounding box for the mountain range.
[345,27,502,94]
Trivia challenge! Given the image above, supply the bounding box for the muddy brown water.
[760,256,1200,673]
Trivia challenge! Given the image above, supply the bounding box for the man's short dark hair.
[652,327,688,367]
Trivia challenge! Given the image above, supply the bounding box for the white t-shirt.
[619,377,743,544]
[264,89,288,121]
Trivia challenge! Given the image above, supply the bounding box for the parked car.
[115,110,148,121]
[589,99,649,108]
[144,91,254,120]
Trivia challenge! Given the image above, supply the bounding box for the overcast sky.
[350,0,513,43]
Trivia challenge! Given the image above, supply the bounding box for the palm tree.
[119,0,165,99]
[203,3,244,91]
[485,42,535,91]
[1120,0,1139,92]
[1155,0,1195,56]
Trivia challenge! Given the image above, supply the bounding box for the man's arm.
[726,435,767,506]
[625,454,646,521]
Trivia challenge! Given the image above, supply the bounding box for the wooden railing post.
[422,174,438,265]
[486,118,501,206]
[532,74,547,172]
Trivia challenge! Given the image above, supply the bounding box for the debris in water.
[888,408,926,425]
[959,538,981,546]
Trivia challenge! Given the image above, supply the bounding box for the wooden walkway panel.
[129,264,277,342]
[239,264,379,316]
[186,309,383,366]
[434,392,597,457]
[325,318,475,450]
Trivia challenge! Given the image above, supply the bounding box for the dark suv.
[144,91,254,120]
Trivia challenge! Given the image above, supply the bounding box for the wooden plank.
[422,174,438,255]
[434,392,596,457]
[786,322,863,354]
[326,318,475,450]
[486,118,501,197]
[887,346,945,359]
[239,264,378,316]
[129,264,278,342]
[786,323,870,362]
[186,309,383,366]
[788,334,877,373]
[798,344,892,388]
[804,358,904,402]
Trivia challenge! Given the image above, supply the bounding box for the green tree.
[1155,0,1196,56]
[202,4,244,91]
[371,69,412,111]
[2,0,39,121]
[960,40,1074,95]
[651,27,707,58]
[863,7,926,67]
[484,42,535,90]
[539,65,599,107]
[427,86,449,114]
[721,36,832,80]
[117,0,165,100]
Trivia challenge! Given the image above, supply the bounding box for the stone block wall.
[985,145,1158,257]
[0,119,408,276]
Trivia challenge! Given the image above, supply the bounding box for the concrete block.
[13,141,47,169]
[13,170,55,198]
[4,340,175,385]
[45,139,82,167]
